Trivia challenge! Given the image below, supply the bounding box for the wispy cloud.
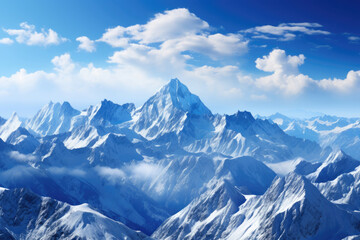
[8,151,37,162]
[95,166,126,184]
[243,22,330,41]
[348,36,360,42]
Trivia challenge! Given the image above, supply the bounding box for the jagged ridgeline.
[0,79,359,239]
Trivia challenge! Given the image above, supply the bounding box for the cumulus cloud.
[318,70,360,93]
[160,33,248,59]
[51,53,75,73]
[244,22,330,41]
[4,22,67,46]
[254,49,360,95]
[97,26,132,47]
[76,36,95,52]
[255,49,311,95]
[0,37,13,44]
[255,49,305,74]
[99,8,247,61]
[133,8,209,43]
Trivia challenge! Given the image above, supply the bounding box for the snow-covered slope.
[0,188,149,240]
[187,110,327,162]
[132,78,213,140]
[152,180,246,240]
[0,113,23,141]
[225,173,360,240]
[309,150,360,183]
[26,101,80,136]
[87,99,135,127]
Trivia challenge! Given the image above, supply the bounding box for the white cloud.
[51,53,75,73]
[0,68,54,92]
[255,49,311,95]
[254,49,360,95]
[133,8,209,43]
[97,25,132,47]
[8,151,37,162]
[244,22,330,41]
[95,166,126,184]
[318,70,360,93]
[4,22,67,46]
[255,49,305,74]
[97,8,209,47]
[76,36,95,52]
[160,33,248,59]
[126,162,164,182]
[99,8,247,61]
[0,37,13,44]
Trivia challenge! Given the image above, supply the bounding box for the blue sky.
[1,0,360,118]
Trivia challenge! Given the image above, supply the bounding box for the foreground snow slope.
[0,188,149,240]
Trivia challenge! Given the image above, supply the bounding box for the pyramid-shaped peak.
[269,173,321,202]
[161,78,192,96]
[325,149,349,163]
[149,78,212,116]
[314,150,360,183]
[0,112,23,141]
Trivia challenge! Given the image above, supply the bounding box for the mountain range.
[0,78,359,239]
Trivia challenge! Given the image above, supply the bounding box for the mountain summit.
[132,78,212,139]
[155,78,212,116]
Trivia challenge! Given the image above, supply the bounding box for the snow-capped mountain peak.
[87,99,135,126]
[0,112,22,141]
[142,78,212,116]
[310,150,360,183]
[225,173,360,240]
[26,101,80,136]
[132,78,213,139]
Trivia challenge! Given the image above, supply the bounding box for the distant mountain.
[266,113,360,160]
